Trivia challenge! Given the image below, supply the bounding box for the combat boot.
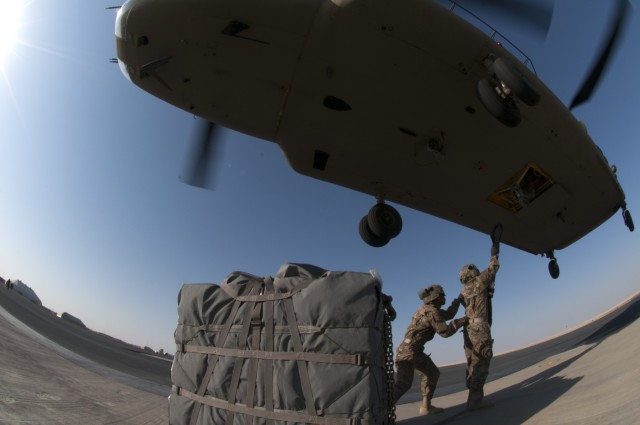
[418,397,444,415]
[466,388,493,411]
[467,398,494,411]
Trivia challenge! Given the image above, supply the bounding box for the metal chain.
[383,312,396,425]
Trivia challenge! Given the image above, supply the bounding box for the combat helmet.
[418,284,445,303]
[459,264,480,284]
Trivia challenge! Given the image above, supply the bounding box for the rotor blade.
[180,119,223,190]
[569,0,631,110]
[458,0,554,39]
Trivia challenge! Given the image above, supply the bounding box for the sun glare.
[0,0,23,64]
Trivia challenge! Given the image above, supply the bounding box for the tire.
[359,215,390,247]
[476,79,522,127]
[367,203,403,239]
[623,209,634,232]
[548,259,560,279]
[493,57,540,106]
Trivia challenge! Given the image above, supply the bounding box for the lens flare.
[0,0,23,63]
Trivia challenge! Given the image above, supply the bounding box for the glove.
[491,242,500,257]
[454,316,469,329]
[491,223,503,244]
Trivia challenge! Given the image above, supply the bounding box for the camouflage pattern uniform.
[458,253,500,407]
[394,287,466,410]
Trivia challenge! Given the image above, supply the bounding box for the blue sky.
[0,0,638,366]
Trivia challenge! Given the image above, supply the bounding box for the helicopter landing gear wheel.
[476,79,522,127]
[548,259,560,279]
[359,215,390,247]
[493,58,540,106]
[358,202,403,247]
[622,205,634,232]
[546,251,560,279]
[368,203,403,239]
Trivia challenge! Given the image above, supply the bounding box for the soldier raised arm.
[458,225,501,410]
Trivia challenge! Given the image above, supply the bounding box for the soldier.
[458,226,501,410]
[394,284,468,415]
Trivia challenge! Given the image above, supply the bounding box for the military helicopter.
[113,0,634,278]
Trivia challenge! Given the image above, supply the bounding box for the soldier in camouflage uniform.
[394,285,468,415]
[458,231,501,410]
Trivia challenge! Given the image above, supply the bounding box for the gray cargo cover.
[169,263,390,425]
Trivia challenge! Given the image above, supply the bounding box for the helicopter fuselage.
[115,0,626,256]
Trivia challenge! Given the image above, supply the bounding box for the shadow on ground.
[398,341,601,425]
[577,298,640,345]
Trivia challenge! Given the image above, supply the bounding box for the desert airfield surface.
[0,286,638,424]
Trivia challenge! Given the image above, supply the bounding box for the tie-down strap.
[172,386,370,425]
[219,278,313,301]
[176,344,379,366]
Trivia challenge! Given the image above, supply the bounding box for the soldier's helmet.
[459,264,480,284]
[418,284,445,303]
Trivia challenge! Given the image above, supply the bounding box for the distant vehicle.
[113,0,634,278]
